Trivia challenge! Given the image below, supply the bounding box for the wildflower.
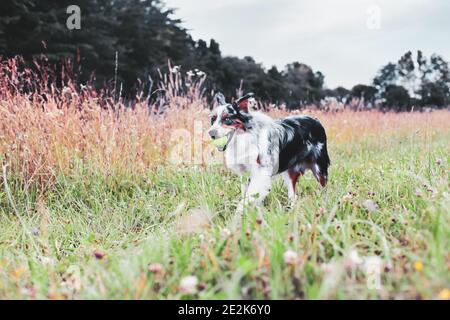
[362,199,378,213]
[40,256,56,266]
[179,276,198,295]
[363,256,382,273]
[436,159,442,166]
[283,249,299,266]
[93,250,106,260]
[426,186,437,198]
[341,193,353,202]
[197,283,207,291]
[288,233,295,242]
[221,228,231,237]
[196,70,206,77]
[414,261,424,272]
[148,263,163,274]
[320,262,335,273]
[12,266,27,280]
[170,65,181,74]
[438,289,450,300]
[20,286,37,299]
[345,250,363,269]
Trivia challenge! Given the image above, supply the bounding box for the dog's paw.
[235,201,244,215]
[286,196,298,210]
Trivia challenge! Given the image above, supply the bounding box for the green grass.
[0,133,449,300]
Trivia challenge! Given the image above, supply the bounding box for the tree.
[418,54,450,108]
[0,0,197,95]
[382,85,411,111]
[264,66,285,104]
[350,84,378,104]
[113,0,196,93]
[418,82,448,107]
[283,62,325,108]
[373,51,450,109]
[373,62,397,94]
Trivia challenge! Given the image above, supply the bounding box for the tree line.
[1,0,449,110]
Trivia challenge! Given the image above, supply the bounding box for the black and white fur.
[208,93,330,212]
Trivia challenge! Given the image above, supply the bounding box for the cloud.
[165,0,450,88]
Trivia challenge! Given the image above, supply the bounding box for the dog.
[208,92,330,212]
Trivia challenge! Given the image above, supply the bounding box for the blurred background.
[0,0,449,110]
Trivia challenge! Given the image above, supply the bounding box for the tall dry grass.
[0,57,449,190]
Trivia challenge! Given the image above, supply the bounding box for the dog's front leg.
[237,168,272,213]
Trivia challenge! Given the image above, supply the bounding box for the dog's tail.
[312,120,330,187]
[316,140,330,187]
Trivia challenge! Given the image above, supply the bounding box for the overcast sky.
[163,0,450,89]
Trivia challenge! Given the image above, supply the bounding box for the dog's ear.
[233,93,255,113]
[215,92,227,105]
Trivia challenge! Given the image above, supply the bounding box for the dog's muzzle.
[215,129,235,152]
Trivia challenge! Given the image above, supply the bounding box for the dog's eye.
[223,117,233,125]
[210,116,217,125]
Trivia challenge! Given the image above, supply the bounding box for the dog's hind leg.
[313,142,330,187]
[283,170,300,207]
[311,163,328,187]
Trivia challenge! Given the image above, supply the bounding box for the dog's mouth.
[217,130,235,152]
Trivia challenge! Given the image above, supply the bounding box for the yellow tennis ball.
[211,136,228,148]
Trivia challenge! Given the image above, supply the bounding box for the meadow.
[0,59,449,299]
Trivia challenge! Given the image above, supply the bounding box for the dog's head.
[208,92,254,151]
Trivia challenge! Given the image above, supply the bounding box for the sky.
[163,0,450,89]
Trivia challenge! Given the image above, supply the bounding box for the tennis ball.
[211,136,228,148]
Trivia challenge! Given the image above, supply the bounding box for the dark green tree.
[373,62,397,94]
[373,51,450,109]
[350,84,378,103]
[0,0,119,85]
[382,85,411,111]
[283,62,325,108]
[417,54,450,108]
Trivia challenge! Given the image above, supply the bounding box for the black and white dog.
[208,93,330,212]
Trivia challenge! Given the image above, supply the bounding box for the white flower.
[179,276,198,295]
[170,65,181,74]
[320,262,336,273]
[221,228,231,238]
[345,250,363,269]
[40,256,56,266]
[362,199,378,213]
[283,249,298,266]
[196,70,206,77]
[148,263,163,274]
[363,256,382,272]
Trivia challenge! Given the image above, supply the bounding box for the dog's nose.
[209,129,218,139]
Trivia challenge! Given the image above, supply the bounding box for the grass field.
[0,62,449,299]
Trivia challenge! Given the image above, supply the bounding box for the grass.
[1,111,449,299]
[0,58,449,299]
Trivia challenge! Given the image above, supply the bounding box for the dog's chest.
[224,133,259,175]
